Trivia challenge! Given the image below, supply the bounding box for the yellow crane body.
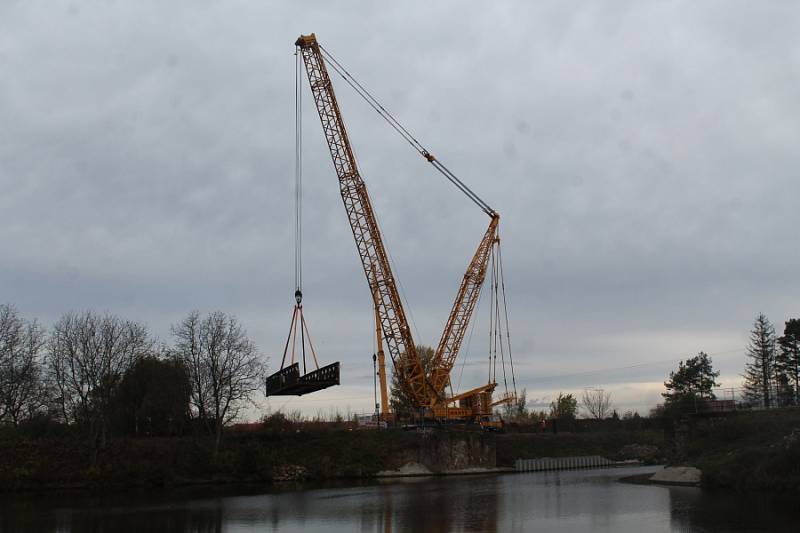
[295,33,513,424]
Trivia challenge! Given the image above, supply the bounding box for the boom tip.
[295,33,317,48]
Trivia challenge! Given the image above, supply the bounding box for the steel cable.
[294,49,303,293]
[318,44,495,217]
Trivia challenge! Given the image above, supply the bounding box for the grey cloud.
[2,1,799,416]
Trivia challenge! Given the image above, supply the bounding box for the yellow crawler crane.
[295,33,515,427]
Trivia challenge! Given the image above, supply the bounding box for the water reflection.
[1,466,798,532]
[667,486,799,532]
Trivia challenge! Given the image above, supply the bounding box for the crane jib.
[295,34,431,406]
[295,33,514,415]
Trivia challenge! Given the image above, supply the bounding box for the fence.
[677,386,800,414]
[514,456,614,472]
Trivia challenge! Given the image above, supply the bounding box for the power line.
[524,348,745,383]
[294,49,303,293]
[451,347,744,378]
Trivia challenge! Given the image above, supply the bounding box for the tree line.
[501,313,800,423]
[390,347,616,423]
[0,304,265,454]
[661,313,800,413]
[501,389,628,424]
[742,313,800,408]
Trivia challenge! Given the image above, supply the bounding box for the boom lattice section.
[428,215,499,401]
[295,34,430,405]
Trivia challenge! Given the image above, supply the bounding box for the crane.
[295,33,514,425]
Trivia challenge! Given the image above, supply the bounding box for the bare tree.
[171,311,264,454]
[47,311,151,446]
[0,304,47,425]
[501,388,529,422]
[171,311,212,428]
[580,388,613,420]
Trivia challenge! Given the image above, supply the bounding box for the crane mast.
[295,34,430,405]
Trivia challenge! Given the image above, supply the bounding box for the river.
[1,465,797,532]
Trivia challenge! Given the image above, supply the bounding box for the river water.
[1,466,797,532]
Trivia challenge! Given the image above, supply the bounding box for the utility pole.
[373,353,379,416]
[371,281,390,419]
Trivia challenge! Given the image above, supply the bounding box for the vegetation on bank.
[0,305,266,459]
[497,430,664,467]
[13,401,800,495]
[0,425,378,491]
[0,415,502,492]
[650,313,800,493]
[0,417,670,492]
[674,409,800,493]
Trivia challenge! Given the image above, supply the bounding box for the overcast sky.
[2,1,799,417]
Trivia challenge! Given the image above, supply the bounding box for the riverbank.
[670,408,800,492]
[496,429,665,466]
[0,423,666,492]
[619,466,701,488]
[5,410,799,495]
[0,427,497,491]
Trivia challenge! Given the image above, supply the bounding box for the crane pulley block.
[264,300,341,398]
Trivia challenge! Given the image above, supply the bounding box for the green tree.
[663,351,720,412]
[743,314,776,408]
[112,354,191,437]
[776,319,800,405]
[390,345,434,414]
[548,392,577,420]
